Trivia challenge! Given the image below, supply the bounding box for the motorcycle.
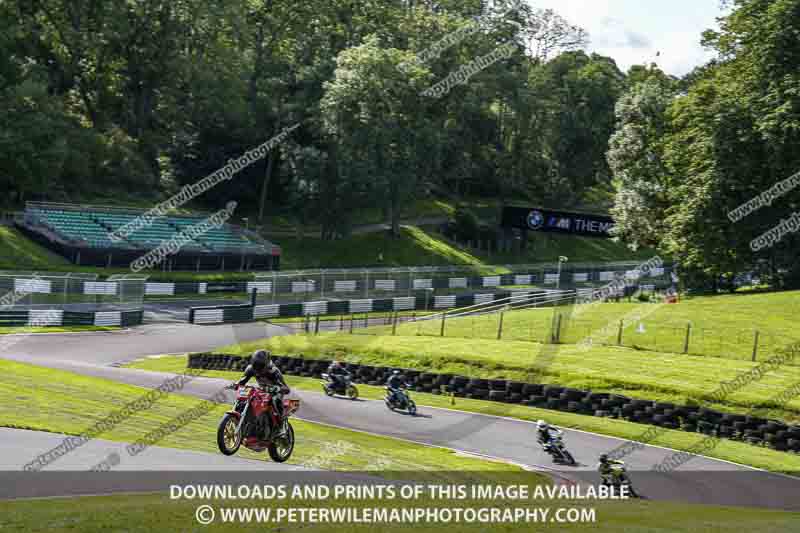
[601,462,640,498]
[321,373,359,400]
[542,431,576,465]
[217,384,300,462]
[385,387,417,415]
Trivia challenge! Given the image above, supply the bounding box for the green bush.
[450,207,480,242]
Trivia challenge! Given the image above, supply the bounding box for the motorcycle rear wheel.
[217,413,242,456]
[268,421,295,463]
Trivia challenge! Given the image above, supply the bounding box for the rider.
[327,360,350,390]
[536,420,561,451]
[234,350,290,438]
[597,454,625,479]
[386,370,407,404]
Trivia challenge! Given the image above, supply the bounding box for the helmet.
[251,350,271,371]
[392,370,400,375]
[536,420,548,430]
[599,454,609,463]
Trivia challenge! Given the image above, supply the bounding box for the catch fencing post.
[683,322,692,354]
[339,315,344,331]
[349,314,354,334]
[752,331,760,361]
[555,313,563,343]
[392,313,398,336]
[314,315,320,335]
[440,311,447,337]
[497,311,505,340]
[617,319,624,346]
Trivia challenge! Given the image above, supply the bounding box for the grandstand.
[16,202,280,271]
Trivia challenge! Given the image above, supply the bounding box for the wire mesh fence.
[0,271,147,311]
[251,262,672,304]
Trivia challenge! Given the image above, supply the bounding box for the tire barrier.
[187,352,800,454]
[0,309,143,327]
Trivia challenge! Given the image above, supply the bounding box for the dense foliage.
[1,0,797,288]
[0,0,619,233]
[607,0,800,289]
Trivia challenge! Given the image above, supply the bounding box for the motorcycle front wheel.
[323,384,334,397]
[562,450,576,465]
[217,413,242,456]
[268,421,295,463]
[407,400,417,415]
[347,385,359,400]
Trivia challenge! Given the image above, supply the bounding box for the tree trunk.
[258,148,276,223]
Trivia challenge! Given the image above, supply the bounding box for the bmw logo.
[527,210,544,230]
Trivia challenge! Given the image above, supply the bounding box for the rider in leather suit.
[235,350,290,438]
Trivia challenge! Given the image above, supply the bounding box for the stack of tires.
[543,385,565,410]
[432,374,452,395]
[415,373,438,393]
[560,388,587,413]
[449,376,470,396]
[506,381,525,404]
[651,402,679,429]
[466,379,489,400]
[523,384,545,406]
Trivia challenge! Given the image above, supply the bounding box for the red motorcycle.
[217,384,300,462]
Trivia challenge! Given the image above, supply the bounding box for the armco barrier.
[188,289,567,325]
[187,352,800,454]
[0,309,143,327]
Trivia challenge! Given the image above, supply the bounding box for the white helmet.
[537,420,548,430]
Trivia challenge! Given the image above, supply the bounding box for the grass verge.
[0,359,526,481]
[208,328,800,425]
[391,291,800,362]
[1,491,798,532]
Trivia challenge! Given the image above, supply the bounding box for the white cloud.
[525,0,726,76]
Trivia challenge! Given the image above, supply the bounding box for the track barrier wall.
[187,289,579,325]
[0,309,144,327]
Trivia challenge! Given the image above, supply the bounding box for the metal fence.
[251,261,672,304]
[0,271,147,311]
[0,260,673,309]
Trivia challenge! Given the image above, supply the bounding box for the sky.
[526,0,730,76]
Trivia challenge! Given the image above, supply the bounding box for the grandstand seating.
[29,206,262,252]
[21,202,280,270]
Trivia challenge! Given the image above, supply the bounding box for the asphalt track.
[2,322,800,510]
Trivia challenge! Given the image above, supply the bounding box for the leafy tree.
[606,76,674,249]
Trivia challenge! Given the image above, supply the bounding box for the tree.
[606,77,674,249]
[321,36,438,238]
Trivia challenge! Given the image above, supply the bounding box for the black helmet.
[251,350,271,371]
[599,454,609,463]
